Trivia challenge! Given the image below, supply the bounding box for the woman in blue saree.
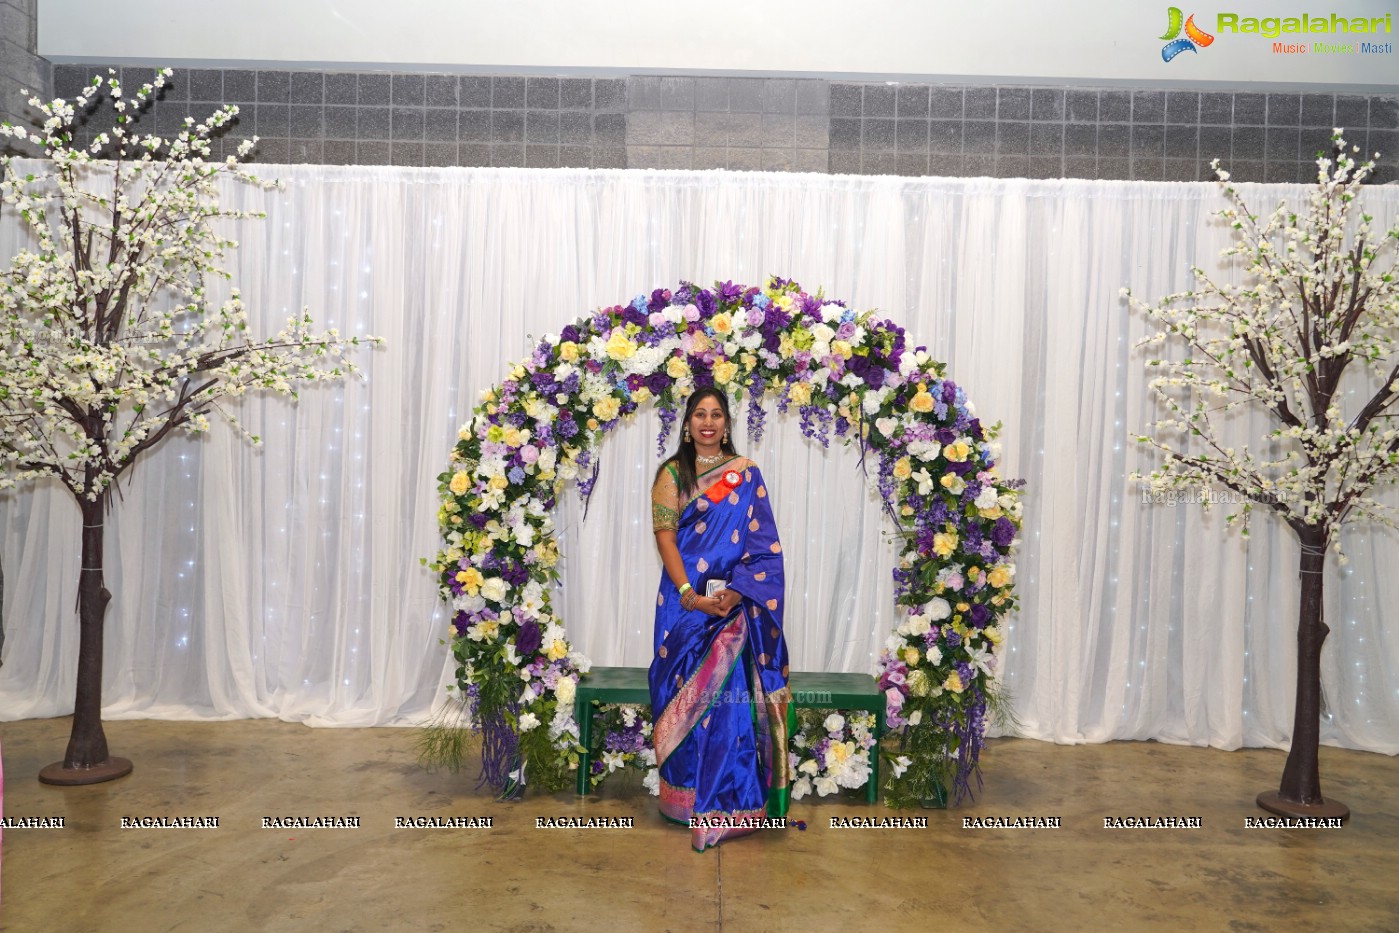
[650,387,792,851]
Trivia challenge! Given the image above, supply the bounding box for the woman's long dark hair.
[657,387,739,496]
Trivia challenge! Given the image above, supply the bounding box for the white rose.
[904,613,932,637]
[907,710,923,726]
[517,712,540,732]
[480,577,508,602]
[554,677,576,705]
[876,417,899,438]
[824,713,845,733]
[926,597,952,621]
[975,486,999,510]
[926,645,942,666]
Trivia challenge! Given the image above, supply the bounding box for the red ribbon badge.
[705,469,744,503]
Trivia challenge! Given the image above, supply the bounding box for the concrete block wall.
[22,61,1399,184]
[0,0,50,152]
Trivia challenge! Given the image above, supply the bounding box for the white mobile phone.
[706,580,727,597]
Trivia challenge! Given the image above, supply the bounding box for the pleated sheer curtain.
[1,165,1395,755]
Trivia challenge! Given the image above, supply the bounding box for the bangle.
[678,582,692,596]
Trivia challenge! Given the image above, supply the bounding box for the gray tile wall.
[625,76,829,173]
[52,65,628,168]
[0,0,49,153]
[829,82,1398,184]
[31,63,1399,184]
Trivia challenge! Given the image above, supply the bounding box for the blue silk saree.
[650,457,792,851]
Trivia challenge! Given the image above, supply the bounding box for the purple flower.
[969,604,991,628]
[649,288,674,313]
[992,517,1016,549]
[696,289,717,317]
[560,324,581,344]
[515,620,542,657]
[717,280,743,302]
[645,371,671,395]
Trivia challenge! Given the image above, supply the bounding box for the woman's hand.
[695,593,739,617]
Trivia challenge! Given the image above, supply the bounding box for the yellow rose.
[604,331,636,361]
[788,381,813,405]
[712,360,739,385]
[778,334,795,359]
[711,313,734,335]
[546,639,569,661]
[666,356,690,379]
[449,471,471,495]
[956,602,970,613]
[940,473,966,494]
[593,396,621,421]
[979,506,1003,520]
[892,457,913,481]
[587,417,599,431]
[558,341,579,362]
[741,352,757,370]
[901,504,914,516]
[489,474,509,490]
[831,340,853,359]
[943,671,965,694]
[631,385,653,404]
[690,332,713,354]
[910,383,935,413]
[902,646,920,666]
[455,567,484,594]
[945,441,971,462]
[933,532,958,557]
[985,626,1003,646]
[988,566,1012,588]
[502,426,523,447]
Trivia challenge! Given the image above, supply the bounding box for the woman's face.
[687,396,727,449]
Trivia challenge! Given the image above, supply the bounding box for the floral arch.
[430,277,1023,806]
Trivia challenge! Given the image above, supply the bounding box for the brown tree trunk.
[1277,523,1327,804]
[1257,523,1347,818]
[39,491,131,784]
[64,493,112,768]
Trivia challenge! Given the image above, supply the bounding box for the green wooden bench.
[574,667,886,803]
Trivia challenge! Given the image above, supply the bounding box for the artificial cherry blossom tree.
[1126,133,1399,820]
[0,70,378,784]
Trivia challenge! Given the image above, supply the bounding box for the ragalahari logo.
[1160,7,1216,61]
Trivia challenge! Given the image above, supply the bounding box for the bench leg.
[575,697,593,796]
[867,706,885,805]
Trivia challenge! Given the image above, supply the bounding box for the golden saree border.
[757,683,793,789]
[691,806,770,851]
[683,457,749,510]
[659,776,697,823]
[652,611,748,769]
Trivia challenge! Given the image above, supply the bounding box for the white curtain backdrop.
[1,165,1396,756]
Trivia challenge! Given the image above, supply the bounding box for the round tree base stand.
[38,757,134,786]
[1256,790,1349,822]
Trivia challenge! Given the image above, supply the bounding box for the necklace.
[696,453,726,467]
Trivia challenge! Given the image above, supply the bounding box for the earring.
[683,427,691,442]
[723,430,729,445]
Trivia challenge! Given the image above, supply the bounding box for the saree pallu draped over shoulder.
[650,458,792,851]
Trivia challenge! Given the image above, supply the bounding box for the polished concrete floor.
[1,717,1396,932]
